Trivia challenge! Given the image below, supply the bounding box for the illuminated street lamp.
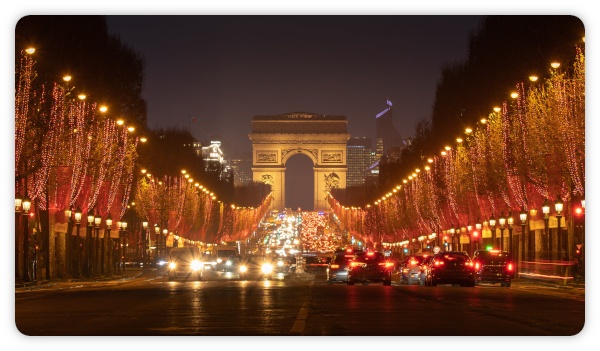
[551,62,560,69]
[15,193,22,280]
[106,214,115,275]
[529,76,538,82]
[63,76,72,82]
[554,195,564,259]
[498,211,506,251]
[542,198,551,252]
[507,210,514,256]
[520,207,528,268]
[74,206,83,278]
[489,214,496,249]
[94,212,102,276]
[25,48,35,54]
[86,212,94,277]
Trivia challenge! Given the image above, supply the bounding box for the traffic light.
[574,207,583,216]
[443,236,448,246]
[473,231,479,238]
[575,245,582,256]
[403,248,408,253]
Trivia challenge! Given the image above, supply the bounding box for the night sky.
[107,16,482,210]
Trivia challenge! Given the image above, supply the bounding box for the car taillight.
[346,248,352,253]
[435,261,440,266]
[508,263,513,271]
[350,261,363,267]
[467,261,473,266]
[475,263,480,270]
[331,264,339,269]
[410,260,417,265]
[379,262,394,267]
[367,252,375,256]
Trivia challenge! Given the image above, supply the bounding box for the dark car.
[418,256,436,286]
[347,251,394,286]
[472,249,513,287]
[167,247,203,281]
[326,248,363,284]
[239,255,273,280]
[424,251,475,287]
[304,256,329,273]
[401,255,430,285]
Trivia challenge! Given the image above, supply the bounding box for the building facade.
[346,137,372,187]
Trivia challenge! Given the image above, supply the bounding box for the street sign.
[433,246,440,254]
[576,245,582,250]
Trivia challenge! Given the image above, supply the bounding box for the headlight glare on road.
[262,264,273,273]
[169,262,176,269]
[191,260,201,271]
[240,266,247,272]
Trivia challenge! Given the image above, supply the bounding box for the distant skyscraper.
[230,152,253,186]
[368,99,405,181]
[346,137,372,187]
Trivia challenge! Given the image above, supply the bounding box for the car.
[347,251,394,286]
[239,255,274,280]
[326,247,363,284]
[424,251,475,287]
[401,255,430,285]
[418,256,435,286]
[167,247,203,281]
[303,256,329,274]
[273,257,290,273]
[472,249,513,287]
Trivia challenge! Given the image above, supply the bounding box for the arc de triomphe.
[249,112,350,211]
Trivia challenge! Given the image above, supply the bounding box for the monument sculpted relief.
[261,174,274,186]
[256,151,277,163]
[322,151,342,163]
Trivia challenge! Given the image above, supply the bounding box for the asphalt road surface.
[15,269,584,336]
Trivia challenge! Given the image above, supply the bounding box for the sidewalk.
[15,269,148,290]
[516,278,585,290]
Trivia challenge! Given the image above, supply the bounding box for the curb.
[15,271,144,291]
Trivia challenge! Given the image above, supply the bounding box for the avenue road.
[15,269,584,336]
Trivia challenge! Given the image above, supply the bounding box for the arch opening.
[284,153,314,211]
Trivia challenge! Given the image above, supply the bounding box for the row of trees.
[331,48,584,249]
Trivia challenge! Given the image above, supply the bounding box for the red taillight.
[346,248,352,253]
[410,260,417,265]
[508,263,513,271]
[467,261,473,266]
[331,264,339,269]
[350,261,364,267]
[367,252,375,256]
[379,262,394,267]
[434,261,440,266]
[475,263,480,270]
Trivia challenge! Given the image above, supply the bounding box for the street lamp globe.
[22,195,32,214]
[475,217,482,230]
[542,199,550,215]
[117,221,122,230]
[449,225,455,234]
[554,195,564,214]
[106,214,113,227]
[507,211,514,226]
[162,229,168,235]
[498,212,506,227]
[581,197,585,209]
[15,192,23,212]
[467,225,472,231]
[489,214,496,227]
[174,235,180,241]
[122,222,128,229]
[65,206,72,219]
[520,206,528,224]
[87,213,94,226]
[74,206,82,224]
[142,220,149,229]
[94,213,101,227]
[154,225,160,235]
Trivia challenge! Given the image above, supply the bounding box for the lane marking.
[291,282,314,333]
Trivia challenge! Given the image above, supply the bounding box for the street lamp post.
[554,195,564,260]
[498,212,506,251]
[475,218,482,254]
[542,199,550,255]
[507,211,514,255]
[174,235,180,249]
[121,221,128,274]
[74,207,82,279]
[467,225,473,256]
[142,220,148,271]
[87,213,94,278]
[162,228,168,258]
[154,224,160,264]
[65,206,73,279]
[22,195,32,282]
[94,212,102,276]
[519,207,528,277]
[489,214,496,250]
[106,215,113,275]
[449,224,455,251]
[15,193,22,282]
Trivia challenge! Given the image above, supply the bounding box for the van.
[167,246,203,281]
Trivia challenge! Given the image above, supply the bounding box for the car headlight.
[191,260,201,271]
[262,264,273,273]
[169,262,176,269]
[277,261,284,266]
[159,260,167,266]
[240,266,247,272]
[204,265,211,270]
[217,258,223,263]
[226,261,232,266]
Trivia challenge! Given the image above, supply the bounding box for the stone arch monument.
[249,112,350,211]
